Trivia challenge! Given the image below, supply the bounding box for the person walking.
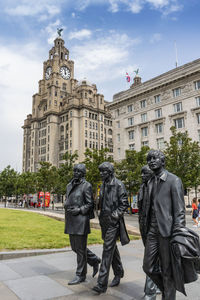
[64,163,101,285]
[191,197,199,227]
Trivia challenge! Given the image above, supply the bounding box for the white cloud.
[150,33,162,43]
[72,31,141,83]
[69,29,92,40]
[0,43,43,171]
[4,0,61,19]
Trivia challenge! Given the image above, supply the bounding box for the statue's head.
[146,149,165,171]
[73,163,86,179]
[99,162,114,181]
[141,165,153,183]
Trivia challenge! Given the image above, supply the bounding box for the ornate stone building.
[107,59,200,161]
[22,36,113,172]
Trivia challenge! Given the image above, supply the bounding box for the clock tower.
[22,33,113,172]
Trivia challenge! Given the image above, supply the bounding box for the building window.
[174,117,184,129]
[197,113,200,124]
[140,99,147,108]
[141,127,148,137]
[129,144,135,150]
[198,130,200,142]
[85,130,87,137]
[118,148,120,156]
[194,80,200,90]
[196,97,200,107]
[173,102,182,113]
[128,117,134,126]
[141,113,147,122]
[157,137,165,150]
[127,104,133,112]
[128,130,134,140]
[85,120,87,128]
[117,134,120,142]
[154,94,161,104]
[70,120,72,127]
[142,141,149,147]
[155,123,163,134]
[155,108,162,118]
[70,111,72,117]
[173,87,181,98]
[116,121,120,128]
[85,110,88,117]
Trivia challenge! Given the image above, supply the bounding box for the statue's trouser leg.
[97,215,122,288]
[143,227,176,300]
[69,234,87,277]
[145,275,157,296]
[87,248,100,267]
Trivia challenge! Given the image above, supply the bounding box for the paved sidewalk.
[0,240,200,300]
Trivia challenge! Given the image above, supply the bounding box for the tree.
[0,166,18,207]
[57,151,79,197]
[83,148,113,200]
[37,162,59,210]
[115,146,149,211]
[164,126,200,196]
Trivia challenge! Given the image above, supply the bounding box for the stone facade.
[22,37,113,172]
[107,59,200,161]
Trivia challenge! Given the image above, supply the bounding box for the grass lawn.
[0,208,139,251]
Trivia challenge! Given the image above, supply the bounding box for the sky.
[0,0,200,171]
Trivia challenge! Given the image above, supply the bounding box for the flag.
[126,72,130,82]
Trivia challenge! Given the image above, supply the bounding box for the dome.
[77,78,93,87]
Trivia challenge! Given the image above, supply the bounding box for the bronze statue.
[138,165,160,300]
[64,164,101,285]
[143,150,200,299]
[92,162,130,294]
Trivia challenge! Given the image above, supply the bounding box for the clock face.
[45,66,52,80]
[60,66,70,79]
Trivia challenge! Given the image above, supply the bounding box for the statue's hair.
[74,163,86,175]
[98,162,114,174]
[141,165,154,174]
[147,149,165,166]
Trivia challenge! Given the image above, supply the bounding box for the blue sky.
[0,0,200,171]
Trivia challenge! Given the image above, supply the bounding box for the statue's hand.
[63,201,67,209]
[111,211,119,221]
[71,207,81,216]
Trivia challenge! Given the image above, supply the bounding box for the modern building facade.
[22,36,113,172]
[107,59,200,161]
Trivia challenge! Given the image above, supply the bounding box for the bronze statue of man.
[92,162,130,294]
[64,163,101,285]
[143,150,186,300]
[138,165,160,300]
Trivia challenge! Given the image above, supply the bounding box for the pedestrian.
[191,197,199,227]
[92,162,130,294]
[198,199,200,223]
[64,163,101,285]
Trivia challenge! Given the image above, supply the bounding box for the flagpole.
[174,41,178,68]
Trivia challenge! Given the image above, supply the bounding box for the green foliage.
[164,127,200,192]
[83,148,113,194]
[57,151,79,194]
[0,166,18,206]
[115,146,149,196]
